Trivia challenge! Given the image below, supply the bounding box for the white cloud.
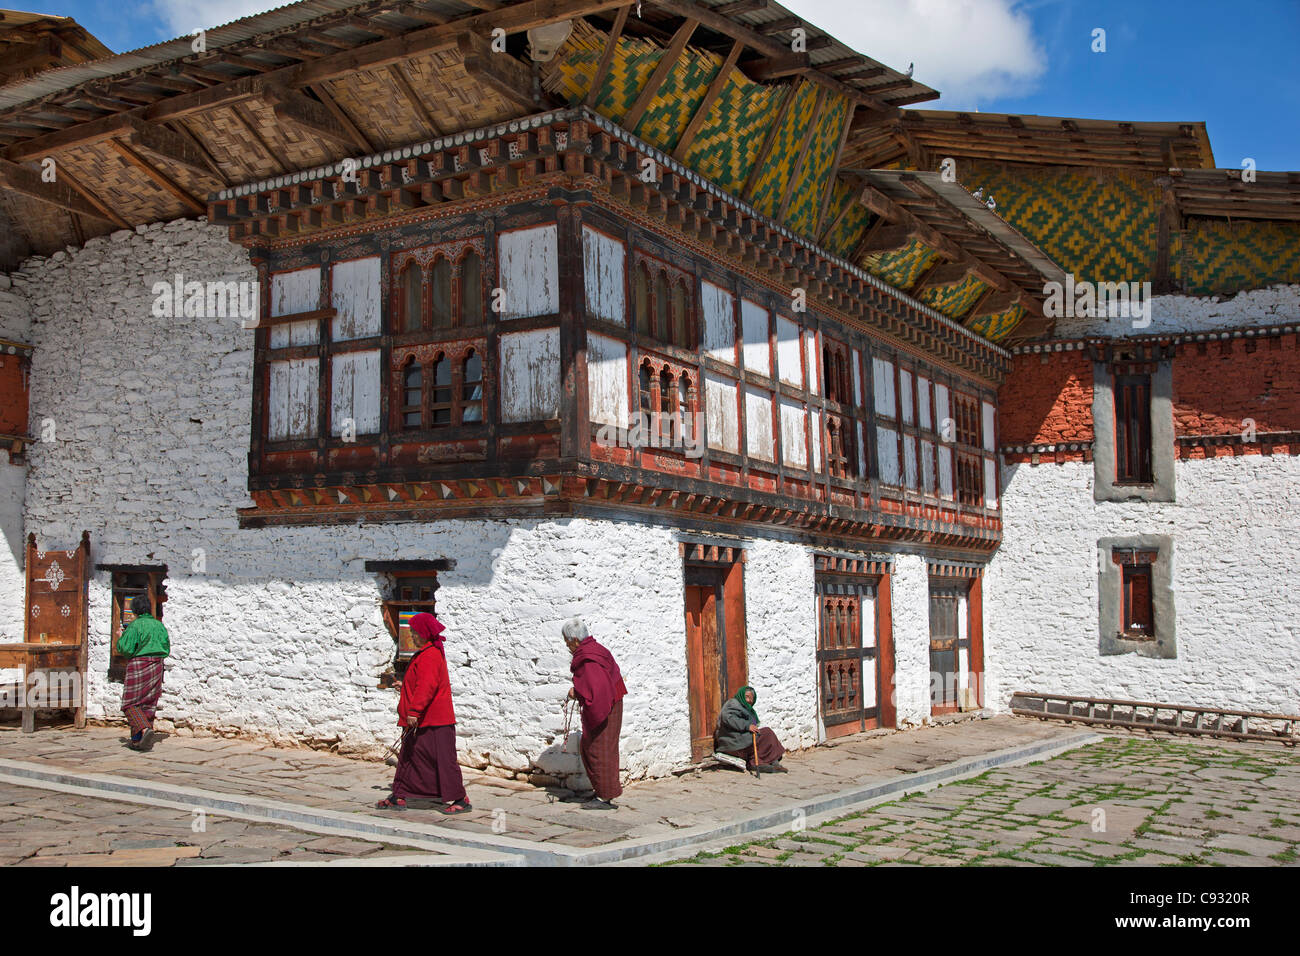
[786,0,1048,108]
[147,0,284,37]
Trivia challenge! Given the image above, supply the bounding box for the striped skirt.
[121,656,165,734]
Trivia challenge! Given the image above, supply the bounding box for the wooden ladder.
[1009,691,1299,747]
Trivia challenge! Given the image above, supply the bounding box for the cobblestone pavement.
[0,780,424,867]
[0,716,1074,851]
[665,735,1300,867]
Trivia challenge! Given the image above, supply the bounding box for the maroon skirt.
[724,726,785,769]
[580,698,624,801]
[391,724,466,803]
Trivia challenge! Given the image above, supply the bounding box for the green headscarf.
[733,685,758,724]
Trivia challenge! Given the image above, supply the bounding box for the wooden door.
[929,585,962,716]
[817,577,882,738]
[684,562,747,761]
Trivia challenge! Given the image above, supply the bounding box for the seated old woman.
[714,685,788,773]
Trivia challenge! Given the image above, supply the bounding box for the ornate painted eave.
[239,470,1001,557]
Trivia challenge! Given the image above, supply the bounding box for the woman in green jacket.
[116,595,170,751]
[714,685,788,773]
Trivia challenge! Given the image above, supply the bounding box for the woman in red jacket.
[377,613,471,814]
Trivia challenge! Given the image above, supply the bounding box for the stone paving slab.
[0,716,1080,862]
[665,733,1300,868]
[0,779,422,867]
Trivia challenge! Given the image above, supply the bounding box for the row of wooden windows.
[396,251,485,333]
[399,350,484,429]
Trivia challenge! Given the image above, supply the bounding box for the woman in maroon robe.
[564,618,627,810]
[377,613,471,814]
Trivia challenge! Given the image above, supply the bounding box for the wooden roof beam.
[585,4,631,108]
[673,40,744,160]
[0,156,118,223]
[814,110,856,237]
[3,0,631,161]
[715,0,768,13]
[122,117,221,181]
[108,139,206,214]
[776,87,828,223]
[740,51,808,81]
[306,83,374,153]
[386,63,444,138]
[759,15,801,33]
[458,32,551,111]
[857,183,1016,291]
[53,163,131,229]
[858,223,916,255]
[913,257,976,292]
[967,290,1016,318]
[260,83,361,151]
[621,17,700,134]
[229,102,290,176]
[740,79,796,200]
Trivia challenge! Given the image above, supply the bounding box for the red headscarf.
[409,612,446,652]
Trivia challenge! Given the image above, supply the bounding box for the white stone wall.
[7,221,698,776]
[990,286,1300,715]
[985,455,1300,714]
[0,272,31,343]
[889,553,932,726]
[1053,282,1300,338]
[742,538,817,748]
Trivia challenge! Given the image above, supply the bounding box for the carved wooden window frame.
[631,250,696,351]
[392,341,488,433]
[637,352,699,454]
[390,237,488,337]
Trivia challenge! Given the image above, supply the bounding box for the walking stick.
[384,725,412,767]
[751,729,760,778]
[560,696,580,753]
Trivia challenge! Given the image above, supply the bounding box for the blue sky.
[17,0,1300,169]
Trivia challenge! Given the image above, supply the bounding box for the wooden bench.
[0,641,81,732]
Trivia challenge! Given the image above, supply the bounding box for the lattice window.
[394,345,487,431]
[390,239,489,335]
[637,356,699,452]
[399,262,422,333]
